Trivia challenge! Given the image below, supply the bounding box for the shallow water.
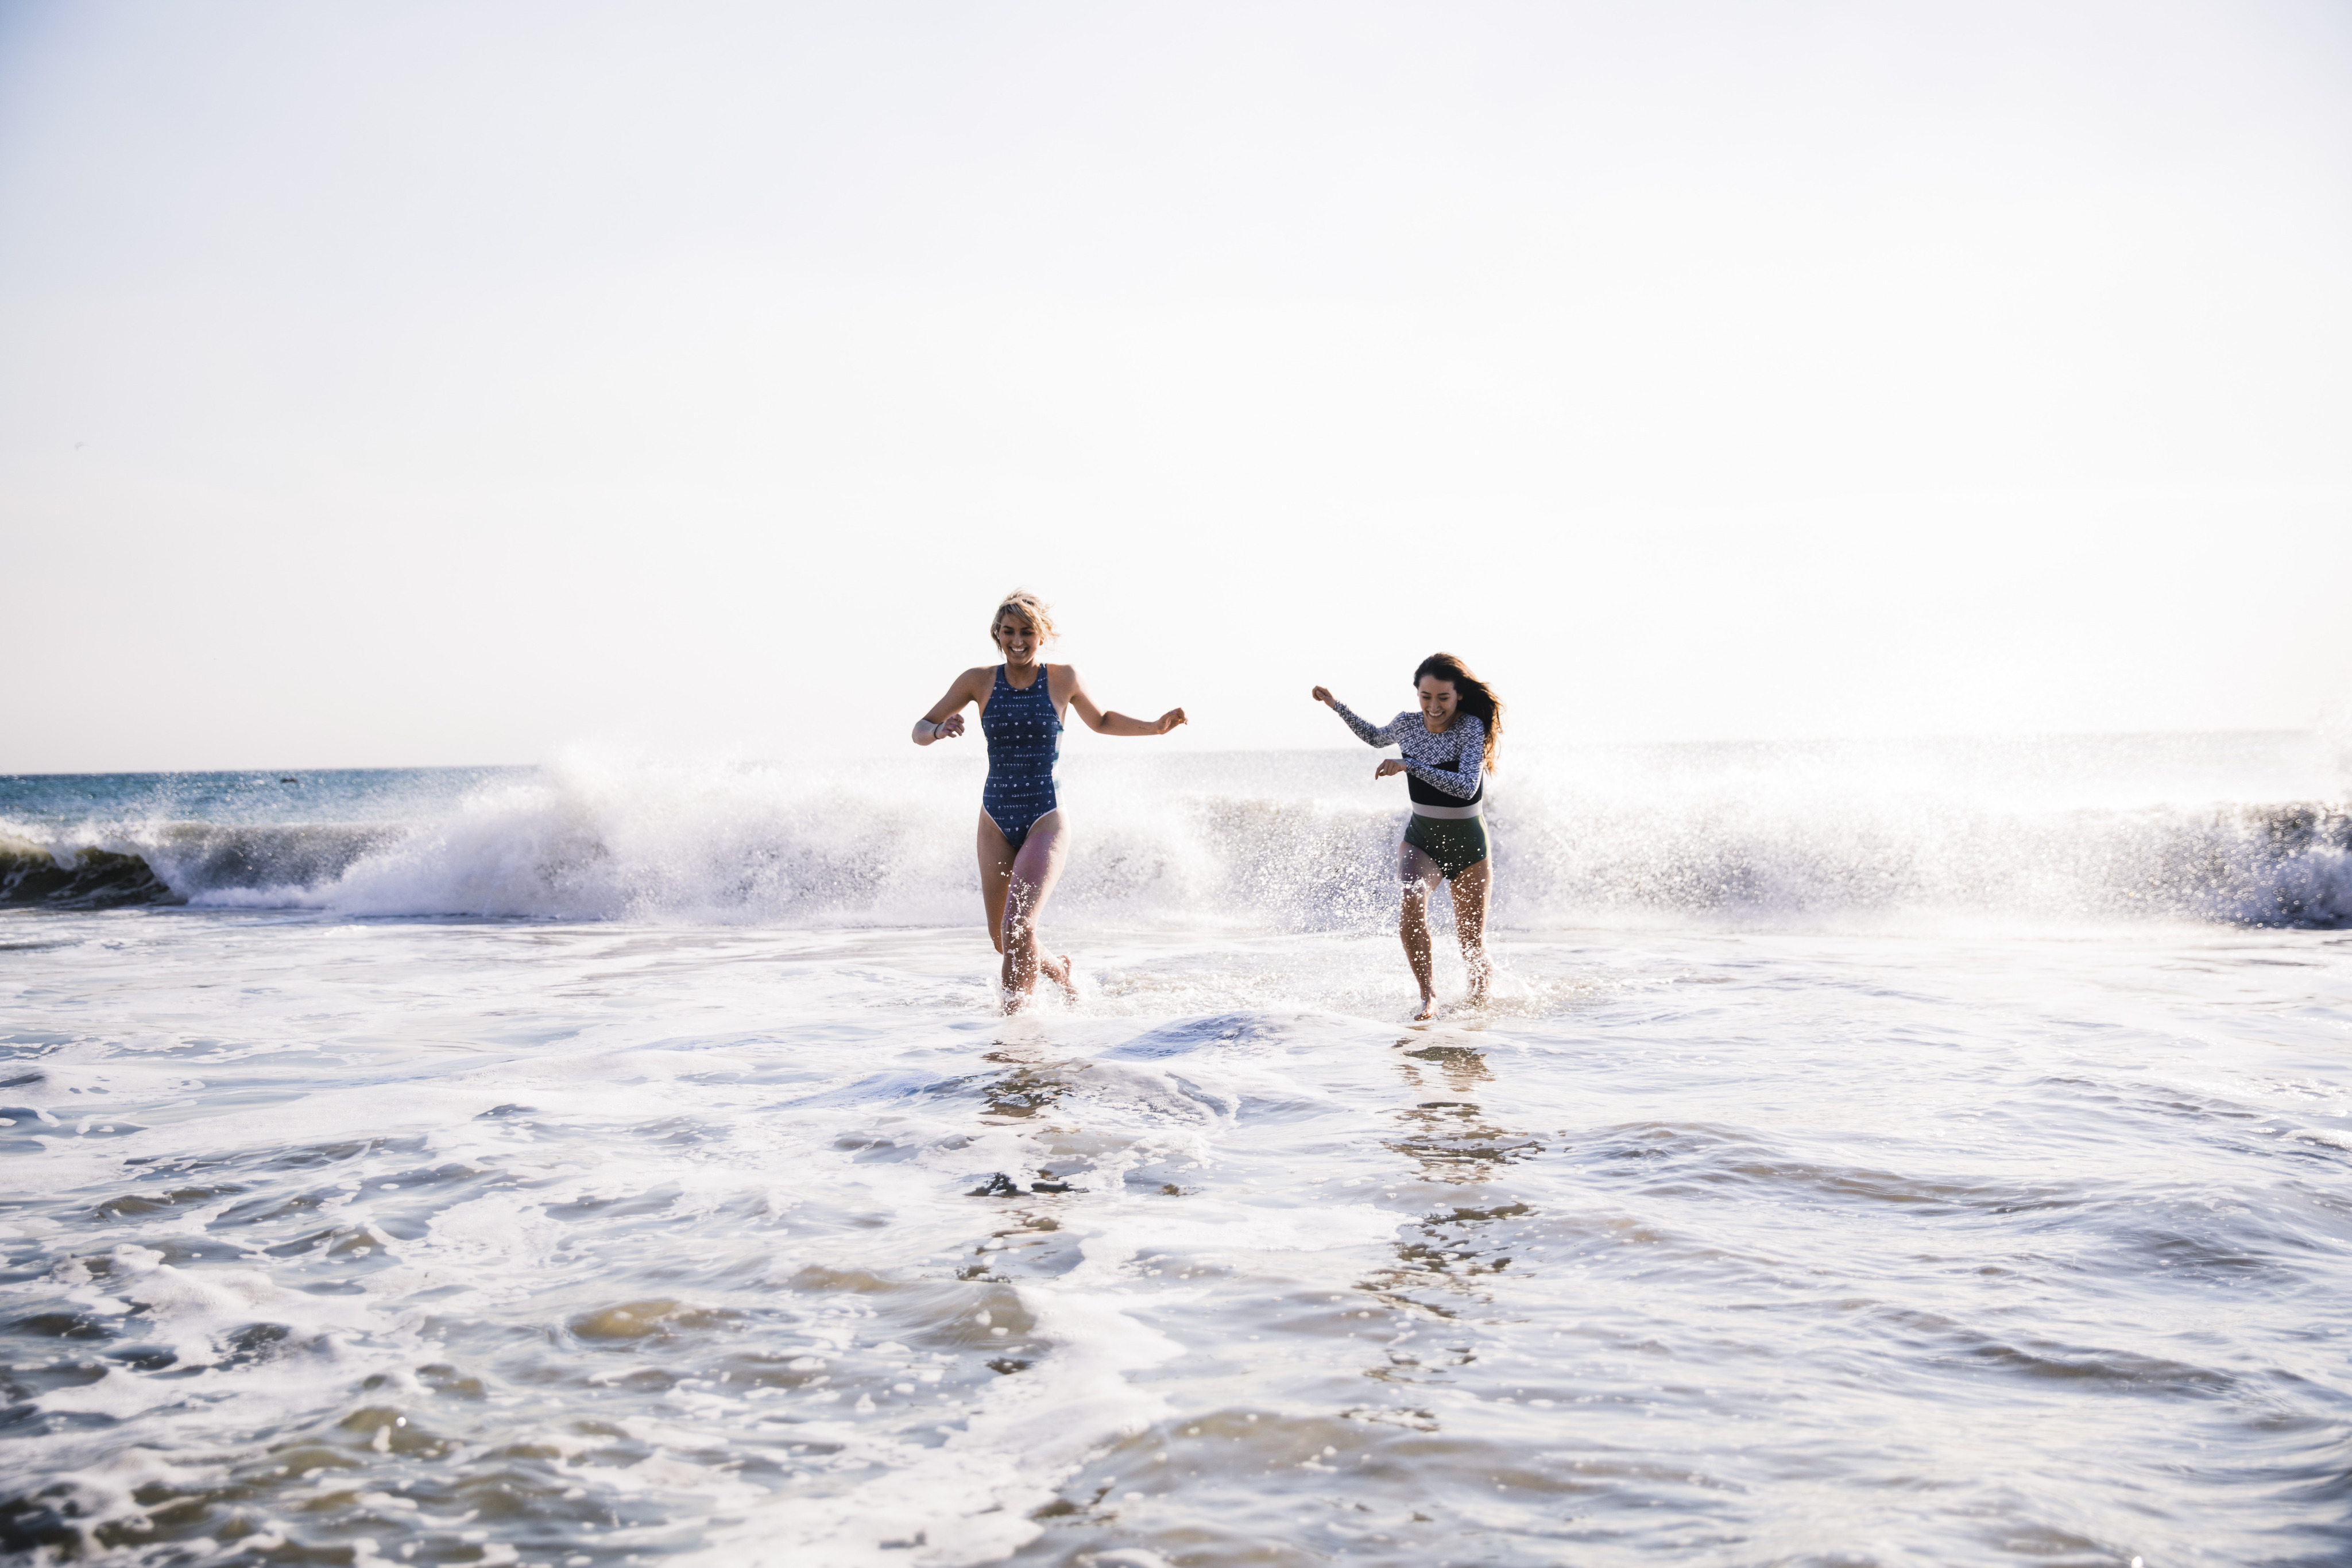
[6,901,2351,1566]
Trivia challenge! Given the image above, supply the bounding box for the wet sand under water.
[4,909,2351,1566]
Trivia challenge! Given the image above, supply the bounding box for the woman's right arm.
[913,669,984,745]
[1310,686,1394,747]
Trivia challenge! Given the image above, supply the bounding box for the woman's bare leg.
[1451,857,1492,1008]
[977,812,1017,955]
[978,811,1073,995]
[1398,841,1444,1021]
[1000,810,1073,1009]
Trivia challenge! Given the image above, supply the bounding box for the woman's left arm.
[1061,665,1187,736]
[1438,715,1487,795]
[1387,715,1485,796]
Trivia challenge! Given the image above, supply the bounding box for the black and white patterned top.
[1328,699,1487,818]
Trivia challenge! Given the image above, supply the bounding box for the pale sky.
[4,0,2349,773]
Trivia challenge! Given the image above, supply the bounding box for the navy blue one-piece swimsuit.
[981,663,1062,850]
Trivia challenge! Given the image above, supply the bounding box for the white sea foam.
[5,735,2349,1562]
[7,734,2313,929]
[5,896,2351,1564]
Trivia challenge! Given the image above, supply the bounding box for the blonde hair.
[989,590,1058,648]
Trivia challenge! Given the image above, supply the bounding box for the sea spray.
[2,734,2346,928]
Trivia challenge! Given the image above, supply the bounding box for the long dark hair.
[1414,652,1503,769]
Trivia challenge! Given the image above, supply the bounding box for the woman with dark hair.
[915,590,1188,1012]
[1313,654,1504,1020]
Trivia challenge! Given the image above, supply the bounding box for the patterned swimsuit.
[1328,700,1486,814]
[981,663,1062,850]
[1328,699,1491,881]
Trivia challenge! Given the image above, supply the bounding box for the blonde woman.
[1313,653,1504,1020]
[915,592,1187,1010]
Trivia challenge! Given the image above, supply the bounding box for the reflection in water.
[978,1057,1073,1121]
[939,1051,1096,1286]
[1384,1039,1545,1193]
[1357,1039,1547,1427]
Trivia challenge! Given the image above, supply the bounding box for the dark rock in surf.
[965,1173,1023,1197]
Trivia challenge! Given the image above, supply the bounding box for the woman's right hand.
[1310,686,1334,707]
[934,713,965,739]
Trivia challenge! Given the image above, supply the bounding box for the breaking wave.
[3,739,2347,929]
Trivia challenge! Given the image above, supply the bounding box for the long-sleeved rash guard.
[1329,699,1486,818]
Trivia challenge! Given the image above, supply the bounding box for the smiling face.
[993,614,1039,665]
[1416,675,1459,731]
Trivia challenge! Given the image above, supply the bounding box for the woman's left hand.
[1155,708,1189,734]
[1375,759,1409,779]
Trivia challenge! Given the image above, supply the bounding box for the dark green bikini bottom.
[1403,812,1490,881]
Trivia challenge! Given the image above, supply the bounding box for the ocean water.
[3,735,2351,1567]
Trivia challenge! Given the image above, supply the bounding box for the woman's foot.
[1411,994,1440,1023]
[1000,954,1077,1013]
